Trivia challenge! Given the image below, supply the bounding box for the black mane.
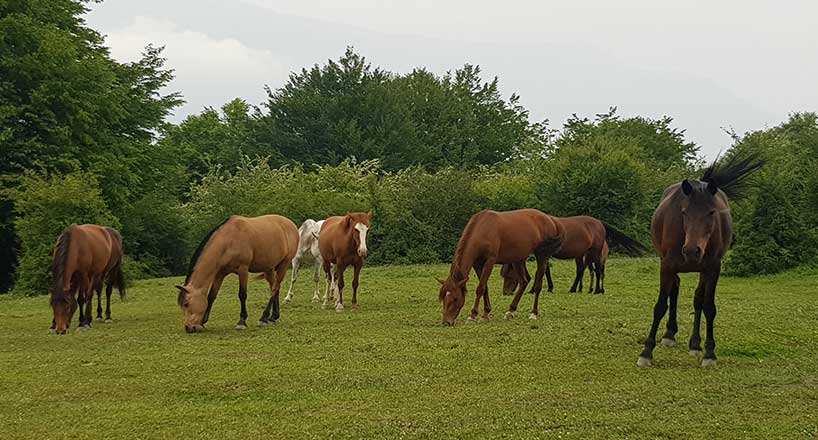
[701,151,765,200]
[50,225,74,305]
[184,218,230,284]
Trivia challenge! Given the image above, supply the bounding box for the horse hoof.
[78,325,90,332]
[465,316,478,324]
[701,358,717,368]
[636,356,652,368]
[236,324,247,330]
[661,337,676,347]
[311,297,320,303]
[104,318,112,324]
[351,304,360,310]
[689,349,703,357]
[504,311,515,320]
[481,314,491,322]
[284,297,292,304]
[529,313,538,321]
[96,316,104,322]
[335,304,344,312]
[257,320,269,327]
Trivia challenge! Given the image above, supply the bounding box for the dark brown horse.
[318,212,371,312]
[176,215,299,333]
[637,153,763,367]
[50,224,126,334]
[501,217,644,295]
[437,209,564,326]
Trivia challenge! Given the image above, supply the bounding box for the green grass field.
[1,258,816,439]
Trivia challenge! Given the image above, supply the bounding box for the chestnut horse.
[50,224,126,334]
[318,212,371,312]
[437,209,564,326]
[501,217,644,295]
[637,152,763,368]
[176,215,298,333]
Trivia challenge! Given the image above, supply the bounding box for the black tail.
[701,150,765,200]
[602,223,648,257]
[50,225,74,303]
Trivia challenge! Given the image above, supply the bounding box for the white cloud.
[104,16,290,118]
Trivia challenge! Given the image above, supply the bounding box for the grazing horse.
[50,224,126,334]
[318,212,371,312]
[501,217,644,295]
[283,219,325,304]
[175,215,299,333]
[437,209,564,326]
[637,153,763,368]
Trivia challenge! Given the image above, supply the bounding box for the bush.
[11,171,119,294]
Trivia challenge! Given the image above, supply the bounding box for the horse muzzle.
[358,248,368,258]
[185,325,205,334]
[682,245,703,263]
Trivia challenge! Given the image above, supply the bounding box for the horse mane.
[701,151,765,200]
[440,212,483,300]
[184,218,230,285]
[50,225,74,305]
[602,223,648,257]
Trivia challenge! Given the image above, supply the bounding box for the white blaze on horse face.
[354,223,369,257]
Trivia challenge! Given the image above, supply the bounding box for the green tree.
[0,0,182,290]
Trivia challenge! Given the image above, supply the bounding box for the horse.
[283,219,325,304]
[501,217,644,295]
[49,224,126,334]
[637,152,763,368]
[318,212,372,312]
[437,209,564,326]
[175,215,299,333]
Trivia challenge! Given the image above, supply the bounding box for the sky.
[85,0,818,159]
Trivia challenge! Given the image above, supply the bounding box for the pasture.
[1,257,816,439]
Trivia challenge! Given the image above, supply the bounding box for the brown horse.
[176,215,299,333]
[437,209,564,326]
[637,153,763,367]
[318,212,372,312]
[50,224,126,334]
[501,217,643,295]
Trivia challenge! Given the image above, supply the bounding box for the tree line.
[1,0,816,293]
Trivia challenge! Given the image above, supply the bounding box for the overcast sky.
[86,0,817,159]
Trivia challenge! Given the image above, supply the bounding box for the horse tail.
[105,227,127,300]
[50,225,74,303]
[602,223,648,257]
[701,150,765,200]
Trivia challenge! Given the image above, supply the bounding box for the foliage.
[10,171,119,294]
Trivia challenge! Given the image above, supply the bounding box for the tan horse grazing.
[501,217,644,295]
[637,152,763,368]
[437,209,565,326]
[318,212,372,312]
[50,224,126,334]
[176,215,299,333]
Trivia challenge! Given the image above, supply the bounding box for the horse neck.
[186,239,223,290]
[449,242,476,282]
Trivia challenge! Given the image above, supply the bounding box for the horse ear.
[457,278,468,287]
[175,285,188,293]
[345,215,352,227]
[706,181,718,195]
[681,179,693,195]
[436,278,446,286]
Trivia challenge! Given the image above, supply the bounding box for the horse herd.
[46,153,762,368]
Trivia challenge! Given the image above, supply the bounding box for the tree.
[0,0,182,290]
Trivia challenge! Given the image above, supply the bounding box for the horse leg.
[569,257,582,293]
[688,274,706,356]
[701,267,720,367]
[587,258,595,294]
[637,264,675,367]
[468,261,485,322]
[283,256,299,304]
[351,261,362,310]
[593,252,604,294]
[66,281,79,330]
[81,275,93,329]
[104,279,113,322]
[335,264,347,312]
[527,254,545,319]
[661,275,681,347]
[544,260,554,293]
[321,261,333,309]
[235,268,249,330]
[312,257,322,303]
[202,273,225,326]
[272,263,288,321]
[96,278,103,321]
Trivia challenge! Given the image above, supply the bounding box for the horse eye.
[709,210,716,216]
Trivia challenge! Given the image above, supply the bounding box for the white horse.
[283,219,325,304]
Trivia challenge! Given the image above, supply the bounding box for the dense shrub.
[10,172,119,294]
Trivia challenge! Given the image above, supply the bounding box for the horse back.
[228,215,300,269]
[70,224,115,275]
